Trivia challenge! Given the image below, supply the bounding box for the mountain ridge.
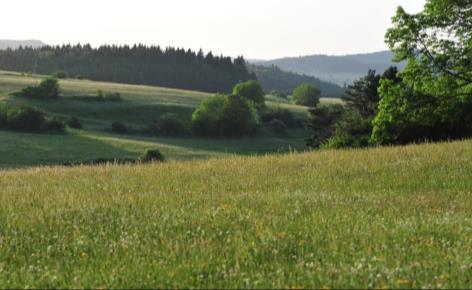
[253,50,405,85]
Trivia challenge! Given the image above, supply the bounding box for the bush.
[44,117,66,131]
[139,149,165,163]
[111,121,129,134]
[6,106,48,132]
[322,113,373,149]
[191,94,227,136]
[75,74,84,80]
[153,113,188,136]
[17,78,60,99]
[220,95,259,137]
[267,119,287,134]
[305,104,345,148]
[52,71,69,79]
[260,107,298,128]
[233,80,265,110]
[192,94,259,137]
[66,117,83,129]
[292,84,320,107]
[0,105,64,132]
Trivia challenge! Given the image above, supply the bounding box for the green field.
[0,71,313,168]
[0,140,471,288]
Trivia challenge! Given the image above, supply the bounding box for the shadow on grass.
[0,129,140,169]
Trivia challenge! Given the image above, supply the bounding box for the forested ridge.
[0,44,256,93]
[249,64,344,96]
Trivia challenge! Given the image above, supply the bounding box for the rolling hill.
[0,70,313,168]
[254,51,406,85]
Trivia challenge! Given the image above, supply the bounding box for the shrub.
[322,113,373,149]
[75,74,84,80]
[52,71,69,79]
[44,117,66,131]
[154,113,188,136]
[111,121,129,134]
[17,78,60,99]
[220,95,259,137]
[267,119,287,134]
[233,80,265,110]
[139,149,165,163]
[260,108,298,128]
[191,94,227,136]
[292,84,320,107]
[6,106,48,132]
[305,104,345,148]
[192,94,259,137]
[66,117,83,129]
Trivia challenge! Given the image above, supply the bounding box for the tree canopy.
[372,0,472,144]
[232,80,265,110]
[292,84,321,107]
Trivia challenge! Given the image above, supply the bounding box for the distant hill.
[249,64,344,97]
[0,39,46,49]
[253,51,405,86]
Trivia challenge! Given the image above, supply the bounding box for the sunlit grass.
[0,140,470,288]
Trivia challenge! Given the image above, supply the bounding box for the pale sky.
[1,0,426,59]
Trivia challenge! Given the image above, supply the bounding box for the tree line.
[0,44,256,93]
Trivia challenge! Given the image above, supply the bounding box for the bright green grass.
[0,140,471,288]
[0,71,311,167]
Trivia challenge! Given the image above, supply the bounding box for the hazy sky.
[1,0,426,59]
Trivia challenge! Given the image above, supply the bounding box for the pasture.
[0,71,311,168]
[0,140,471,288]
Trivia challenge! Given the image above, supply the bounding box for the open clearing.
[0,140,470,288]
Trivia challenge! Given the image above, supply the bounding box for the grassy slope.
[0,71,311,167]
[0,140,471,288]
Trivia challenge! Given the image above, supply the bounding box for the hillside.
[249,64,344,96]
[0,44,255,93]
[0,140,470,288]
[254,51,406,85]
[0,39,45,49]
[0,70,310,168]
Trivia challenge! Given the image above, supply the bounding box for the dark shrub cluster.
[111,121,129,134]
[0,104,65,133]
[52,71,69,79]
[66,117,83,129]
[266,119,288,135]
[15,78,60,99]
[148,113,189,136]
[139,149,165,163]
[260,107,299,128]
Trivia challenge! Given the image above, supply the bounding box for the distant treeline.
[0,44,256,93]
[249,64,344,96]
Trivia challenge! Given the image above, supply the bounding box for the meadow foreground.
[0,140,471,288]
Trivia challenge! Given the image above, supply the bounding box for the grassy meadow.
[0,71,311,168]
[0,140,471,288]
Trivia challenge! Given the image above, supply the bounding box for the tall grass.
[0,140,471,288]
